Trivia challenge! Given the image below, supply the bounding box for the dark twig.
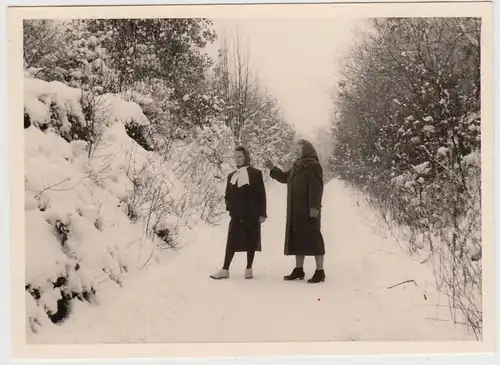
[425,317,470,327]
[387,279,419,289]
[34,177,70,198]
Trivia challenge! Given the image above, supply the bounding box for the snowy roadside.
[28,179,476,344]
[23,77,210,337]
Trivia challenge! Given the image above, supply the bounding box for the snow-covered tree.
[24,20,117,92]
[330,17,482,336]
[84,18,219,131]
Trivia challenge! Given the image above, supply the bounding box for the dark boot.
[284,267,305,281]
[307,270,325,283]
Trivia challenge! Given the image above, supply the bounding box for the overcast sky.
[206,18,370,141]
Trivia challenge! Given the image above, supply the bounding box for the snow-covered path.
[29,179,475,343]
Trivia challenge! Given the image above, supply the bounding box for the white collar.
[230,166,250,187]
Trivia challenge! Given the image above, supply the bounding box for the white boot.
[210,269,229,280]
[245,268,253,279]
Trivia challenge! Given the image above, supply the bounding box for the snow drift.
[23,77,197,335]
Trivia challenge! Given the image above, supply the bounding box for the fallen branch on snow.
[387,279,419,289]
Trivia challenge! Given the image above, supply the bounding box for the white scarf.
[230,166,250,187]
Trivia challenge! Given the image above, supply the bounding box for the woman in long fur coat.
[266,139,326,283]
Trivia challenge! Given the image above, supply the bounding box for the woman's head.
[234,146,251,168]
[294,141,304,159]
[294,139,318,161]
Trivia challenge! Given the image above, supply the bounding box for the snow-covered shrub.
[123,123,153,152]
[24,78,86,138]
[24,77,188,332]
[330,18,482,337]
[119,80,177,153]
[166,118,236,225]
[24,77,155,160]
[24,20,118,93]
[153,218,180,250]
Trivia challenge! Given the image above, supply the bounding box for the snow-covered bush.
[329,18,482,337]
[24,77,186,332]
[24,20,118,93]
[24,78,86,136]
[167,118,236,225]
[23,77,151,155]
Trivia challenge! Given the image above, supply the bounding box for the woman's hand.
[259,216,267,224]
[309,208,320,218]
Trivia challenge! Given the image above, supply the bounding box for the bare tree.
[213,27,296,168]
[216,27,259,143]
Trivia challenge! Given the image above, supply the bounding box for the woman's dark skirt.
[226,216,262,252]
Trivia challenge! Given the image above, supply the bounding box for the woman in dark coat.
[210,146,267,280]
[265,139,326,283]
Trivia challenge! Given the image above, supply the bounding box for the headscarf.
[294,139,320,168]
[235,146,251,168]
[231,146,251,187]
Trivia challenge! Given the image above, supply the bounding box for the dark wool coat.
[225,166,267,252]
[270,140,325,256]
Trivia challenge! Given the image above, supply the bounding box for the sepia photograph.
[9,1,494,360]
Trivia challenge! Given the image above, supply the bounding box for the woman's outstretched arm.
[269,166,290,184]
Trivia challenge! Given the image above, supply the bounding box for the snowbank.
[24,77,192,335]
